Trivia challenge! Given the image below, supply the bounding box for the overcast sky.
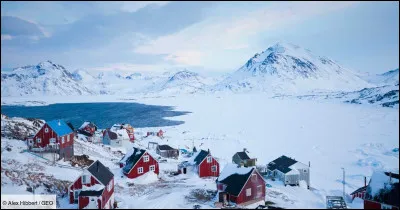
[1,1,398,74]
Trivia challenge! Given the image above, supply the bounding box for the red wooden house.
[119,147,159,179]
[178,149,220,178]
[364,171,399,209]
[28,119,74,160]
[216,164,266,206]
[79,121,97,136]
[69,160,115,209]
[350,177,368,201]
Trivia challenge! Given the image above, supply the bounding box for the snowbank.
[369,170,399,197]
[127,171,159,185]
[350,197,364,209]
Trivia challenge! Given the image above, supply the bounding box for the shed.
[156,144,179,159]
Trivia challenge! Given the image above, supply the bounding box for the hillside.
[212,43,372,94]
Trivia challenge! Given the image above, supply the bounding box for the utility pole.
[341,167,345,199]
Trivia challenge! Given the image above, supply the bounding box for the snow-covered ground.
[1,93,398,208]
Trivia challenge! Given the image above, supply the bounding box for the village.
[19,118,399,209]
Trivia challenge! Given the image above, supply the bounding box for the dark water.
[1,102,191,129]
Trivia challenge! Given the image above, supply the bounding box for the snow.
[110,126,130,140]
[350,197,364,209]
[126,171,159,185]
[218,163,254,181]
[81,184,105,192]
[212,42,374,94]
[289,162,309,171]
[1,49,399,209]
[84,197,99,209]
[286,169,300,175]
[120,148,135,164]
[4,43,397,99]
[368,170,399,197]
[79,121,90,130]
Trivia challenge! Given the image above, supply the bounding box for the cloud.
[133,1,359,68]
[1,34,13,41]
[120,1,170,13]
[164,50,204,66]
[1,16,45,37]
[87,63,171,73]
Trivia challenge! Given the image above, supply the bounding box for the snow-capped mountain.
[212,42,372,94]
[1,61,95,97]
[147,70,213,94]
[362,68,399,86]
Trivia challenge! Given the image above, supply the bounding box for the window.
[143,155,149,162]
[62,137,65,144]
[138,167,144,174]
[150,165,155,172]
[45,128,49,133]
[251,174,257,182]
[211,165,217,172]
[82,175,90,184]
[37,138,41,143]
[207,156,212,163]
[382,204,392,209]
[246,188,251,197]
[303,169,307,173]
[67,135,70,142]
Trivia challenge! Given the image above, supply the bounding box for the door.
[183,167,187,174]
[74,190,80,203]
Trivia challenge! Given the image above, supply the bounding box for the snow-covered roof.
[218,163,254,181]
[289,162,309,171]
[368,171,399,197]
[81,184,104,192]
[120,148,136,164]
[285,169,300,175]
[110,126,129,139]
[79,122,90,130]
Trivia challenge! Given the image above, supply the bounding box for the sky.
[1,1,399,75]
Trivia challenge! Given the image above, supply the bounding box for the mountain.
[212,42,372,94]
[1,61,94,96]
[362,68,399,86]
[147,70,215,94]
[290,83,399,108]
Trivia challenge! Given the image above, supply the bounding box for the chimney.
[364,176,367,187]
[309,161,310,167]
[208,149,210,154]
[243,148,247,153]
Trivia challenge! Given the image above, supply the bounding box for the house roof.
[193,150,209,165]
[235,151,250,160]
[105,129,118,140]
[217,164,255,196]
[157,144,176,151]
[122,147,146,174]
[79,121,97,130]
[365,171,399,207]
[267,155,298,174]
[87,160,114,186]
[350,186,367,195]
[47,120,73,136]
